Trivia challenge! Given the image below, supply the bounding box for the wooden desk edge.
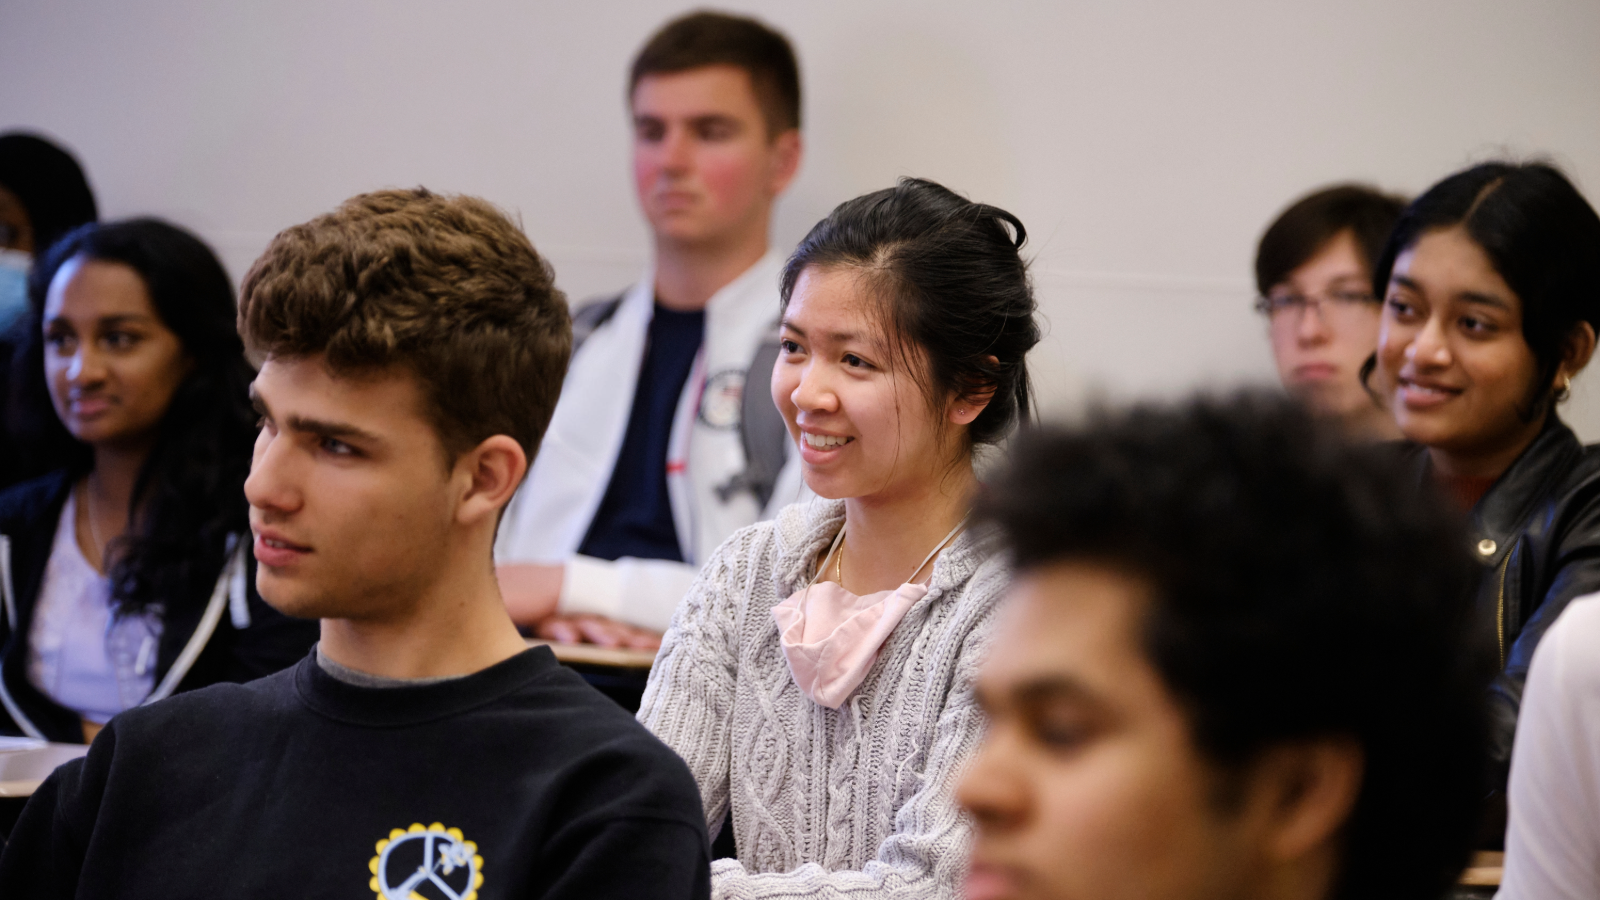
[1460,851,1503,887]
[527,638,657,669]
[0,778,43,798]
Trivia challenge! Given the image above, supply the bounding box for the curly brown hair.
[238,187,571,464]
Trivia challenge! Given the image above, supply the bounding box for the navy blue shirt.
[578,304,705,562]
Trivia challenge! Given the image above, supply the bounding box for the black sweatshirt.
[0,647,710,899]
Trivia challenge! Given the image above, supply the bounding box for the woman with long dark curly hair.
[0,218,317,744]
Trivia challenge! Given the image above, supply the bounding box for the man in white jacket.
[495,11,804,648]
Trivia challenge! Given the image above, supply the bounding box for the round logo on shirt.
[698,368,745,431]
[370,822,483,900]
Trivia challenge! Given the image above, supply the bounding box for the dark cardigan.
[0,470,318,742]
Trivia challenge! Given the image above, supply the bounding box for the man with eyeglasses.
[1253,184,1407,440]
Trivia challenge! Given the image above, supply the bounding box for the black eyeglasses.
[1254,289,1378,320]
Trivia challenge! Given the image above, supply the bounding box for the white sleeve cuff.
[559,555,698,633]
[560,555,623,620]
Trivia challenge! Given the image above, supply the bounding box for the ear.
[1248,738,1364,863]
[452,434,528,528]
[949,356,1000,427]
[767,128,803,198]
[1558,321,1597,384]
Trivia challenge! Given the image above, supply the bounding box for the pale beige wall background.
[4,0,1599,433]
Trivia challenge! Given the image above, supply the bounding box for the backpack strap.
[716,328,789,508]
[580,290,787,508]
[570,293,625,358]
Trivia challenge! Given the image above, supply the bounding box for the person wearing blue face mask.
[0,132,99,490]
[0,247,29,336]
[0,133,98,328]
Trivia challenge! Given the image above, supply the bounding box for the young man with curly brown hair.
[0,188,711,900]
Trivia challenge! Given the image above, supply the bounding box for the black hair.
[780,177,1039,448]
[630,10,802,137]
[1254,183,1406,298]
[11,218,255,616]
[0,132,99,253]
[978,392,1493,900]
[1370,161,1600,419]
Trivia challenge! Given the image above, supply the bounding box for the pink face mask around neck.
[772,521,965,709]
[772,580,928,709]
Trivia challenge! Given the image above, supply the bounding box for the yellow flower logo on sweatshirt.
[370,822,483,900]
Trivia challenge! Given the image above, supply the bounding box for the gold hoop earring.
[1556,373,1573,403]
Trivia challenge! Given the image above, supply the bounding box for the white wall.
[4,0,1599,431]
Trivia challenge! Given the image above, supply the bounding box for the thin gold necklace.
[79,481,113,573]
[824,517,969,594]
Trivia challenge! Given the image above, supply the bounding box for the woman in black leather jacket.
[0,219,317,743]
[1367,161,1600,830]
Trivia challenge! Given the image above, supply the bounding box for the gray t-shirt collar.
[313,643,468,689]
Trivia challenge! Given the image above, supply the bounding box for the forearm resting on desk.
[497,555,697,637]
[496,562,564,624]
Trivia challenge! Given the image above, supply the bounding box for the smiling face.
[43,256,192,452]
[1265,230,1384,424]
[631,64,800,250]
[772,266,969,503]
[959,563,1262,900]
[1374,226,1548,474]
[246,355,464,621]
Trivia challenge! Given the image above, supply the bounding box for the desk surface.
[1461,851,1503,887]
[527,638,658,670]
[0,742,88,798]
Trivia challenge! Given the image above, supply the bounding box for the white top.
[495,252,805,633]
[1499,592,1600,899]
[638,499,1007,899]
[26,492,162,724]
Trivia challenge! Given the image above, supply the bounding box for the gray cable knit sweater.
[638,499,1008,900]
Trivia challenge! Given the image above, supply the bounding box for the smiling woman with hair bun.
[639,177,1040,898]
